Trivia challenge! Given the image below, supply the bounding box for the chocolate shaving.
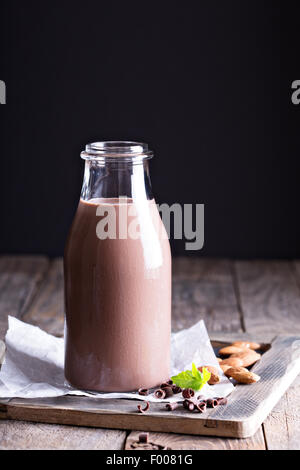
[171,385,182,394]
[196,401,207,413]
[154,388,166,399]
[183,396,198,411]
[162,386,173,398]
[182,388,195,399]
[131,439,172,450]
[206,398,218,408]
[216,397,228,406]
[138,388,149,396]
[184,395,207,413]
[137,401,150,413]
[160,380,173,389]
[166,402,180,411]
[138,432,149,443]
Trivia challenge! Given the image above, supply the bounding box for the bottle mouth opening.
[81,141,153,162]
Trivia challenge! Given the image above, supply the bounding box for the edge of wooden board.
[1,334,300,438]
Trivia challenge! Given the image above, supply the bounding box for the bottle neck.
[80,160,153,202]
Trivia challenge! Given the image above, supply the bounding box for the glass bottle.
[64,142,171,392]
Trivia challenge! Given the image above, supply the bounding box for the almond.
[220,364,231,374]
[229,350,261,367]
[219,345,248,355]
[198,365,220,385]
[220,357,244,367]
[232,341,261,350]
[225,366,260,384]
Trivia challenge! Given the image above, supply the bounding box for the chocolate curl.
[196,401,207,413]
[137,401,150,413]
[161,380,173,388]
[171,385,182,394]
[138,388,149,396]
[163,386,173,398]
[166,402,180,411]
[216,397,228,406]
[206,398,218,408]
[154,388,166,399]
[182,388,195,399]
[183,394,208,413]
[183,398,198,411]
[138,432,149,443]
[183,400,195,411]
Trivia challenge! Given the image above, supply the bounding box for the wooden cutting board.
[1,335,300,438]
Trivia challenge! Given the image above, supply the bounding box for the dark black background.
[0,1,299,258]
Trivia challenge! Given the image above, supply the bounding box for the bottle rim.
[81,141,153,163]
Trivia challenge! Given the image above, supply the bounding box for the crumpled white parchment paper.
[0,316,234,402]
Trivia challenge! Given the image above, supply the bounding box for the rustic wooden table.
[0,256,299,450]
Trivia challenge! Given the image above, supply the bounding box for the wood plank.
[5,257,244,337]
[17,257,243,337]
[0,419,126,450]
[205,335,300,437]
[1,257,298,448]
[0,256,49,340]
[0,394,251,437]
[172,258,242,333]
[170,258,252,448]
[125,428,266,450]
[22,258,64,337]
[173,257,234,282]
[292,260,300,291]
[235,260,300,336]
[1,336,298,439]
[263,373,300,450]
[0,256,126,450]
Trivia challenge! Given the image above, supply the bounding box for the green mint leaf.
[201,366,211,384]
[192,362,199,378]
[171,365,211,391]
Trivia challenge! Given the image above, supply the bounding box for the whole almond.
[220,364,231,374]
[225,366,260,384]
[198,366,220,385]
[232,341,261,350]
[220,357,244,367]
[219,345,247,355]
[230,350,261,367]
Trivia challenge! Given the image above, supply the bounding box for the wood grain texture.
[293,260,300,291]
[0,256,49,340]
[206,335,300,437]
[172,258,242,333]
[125,428,266,450]
[1,336,298,439]
[1,256,300,449]
[0,395,252,437]
[0,256,127,450]
[0,419,126,450]
[22,258,64,337]
[263,373,300,450]
[9,257,244,336]
[235,260,300,336]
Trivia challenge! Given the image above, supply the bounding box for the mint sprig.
[171,363,211,391]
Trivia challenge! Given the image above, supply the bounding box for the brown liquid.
[64,198,171,391]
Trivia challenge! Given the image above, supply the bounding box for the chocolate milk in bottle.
[64,142,171,391]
